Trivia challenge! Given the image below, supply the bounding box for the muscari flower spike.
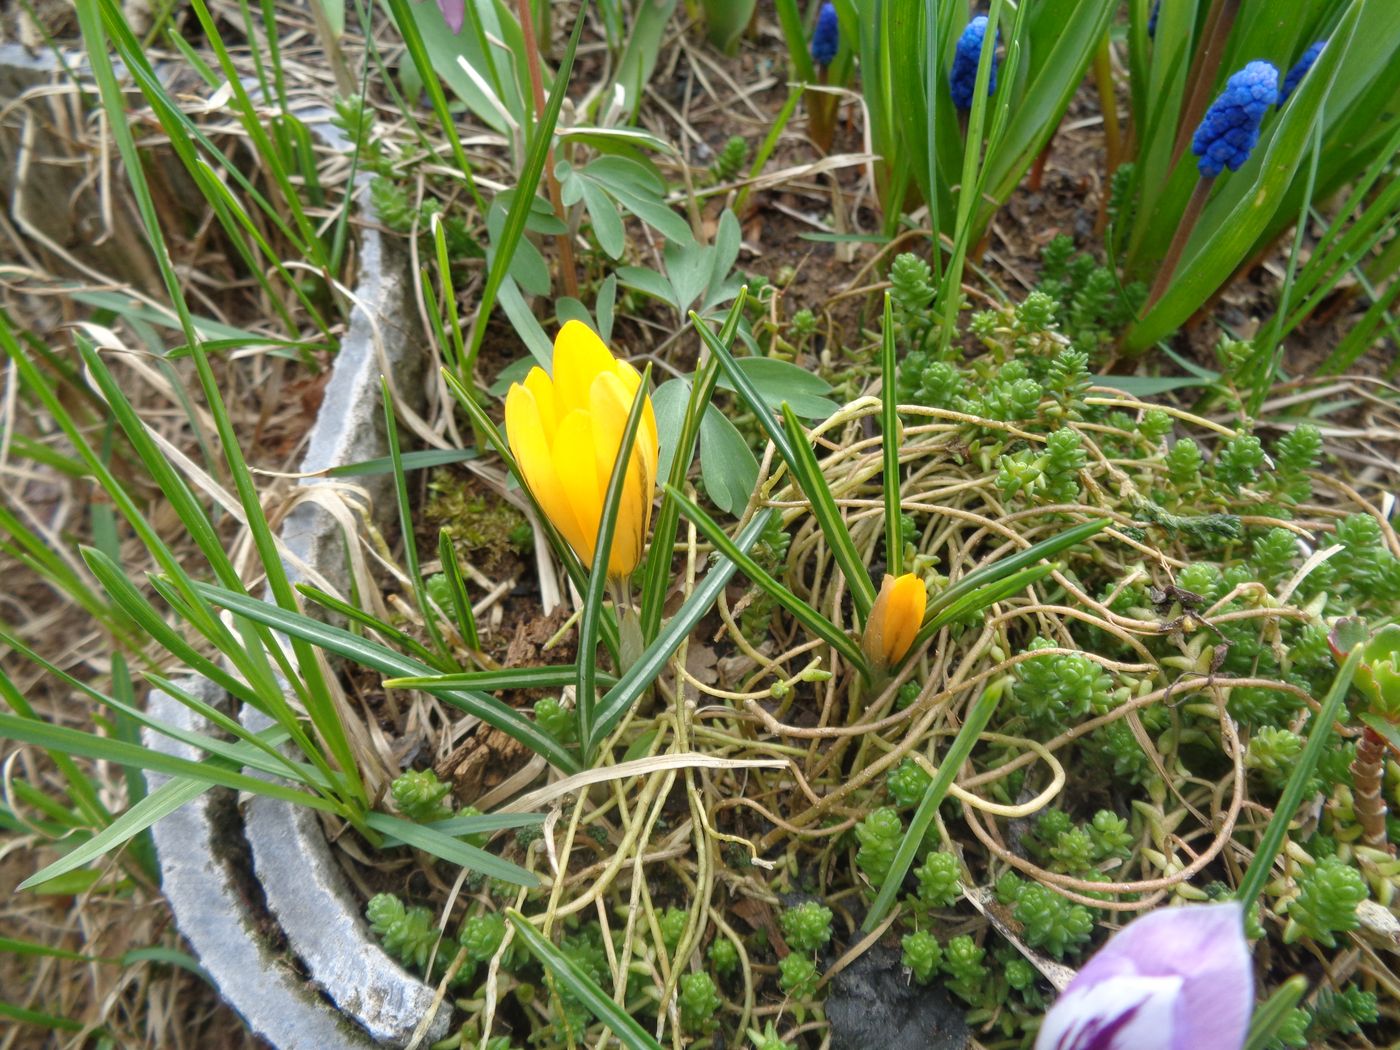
[1280,40,1325,103]
[505,322,659,579]
[1147,0,1160,39]
[1034,902,1253,1050]
[1191,60,1279,178]
[811,2,839,68]
[950,15,999,112]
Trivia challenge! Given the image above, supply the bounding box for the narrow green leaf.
[779,403,878,622]
[1235,645,1360,911]
[577,366,653,759]
[667,486,869,674]
[385,667,617,691]
[910,519,1110,652]
[508,912,664,1050]
[880,293,902,577]
[589,510,775,752]
[364,812,537,885]
[1243,976,1310,1050]
[193,582,581,772]
[864,680,1005,929]
[641,292,748,643]
[437,529,480,651]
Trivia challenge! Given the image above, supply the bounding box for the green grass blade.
[437,529,481,651]
[364,812,536,886]
[380,378,449,659]
[576,366,653,759]
[879,292,902,577]
[779,403,878,622]
[467,12,585,362]
[640,292,748,642]
[193,582,581,772]
[863,679,1005,929]
[1243,976,1310,1050]
[507,912,664,1050]
[910,519,1109,652]
[588,509,775,753]
[385,667,617,691]
[1235,645,1359,912]
[296,582,449,669]
[667,486,869,674]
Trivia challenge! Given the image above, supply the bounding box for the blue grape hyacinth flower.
[950,16,999,111]
[811,3,839,68]
[1148,0,1160,39]
[1280,41,1325,103]
[1191,61,1279,177]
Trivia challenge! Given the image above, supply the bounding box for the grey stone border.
[1,46,444,1046]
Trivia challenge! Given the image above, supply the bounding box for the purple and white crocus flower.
[1035,902,1253,1050]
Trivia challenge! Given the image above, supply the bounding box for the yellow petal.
[505,382,590,561]
[552,320,615,418]
[523,366,559,441]
[614,359,659,500]
[590,370,647,576]
[884,573,926,664]
[552,409,603,569]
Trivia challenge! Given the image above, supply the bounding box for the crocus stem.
[1144,176,1211,311]
[515,0,578,299]
[1169,0,1241,171]
[1028,135,1053,192]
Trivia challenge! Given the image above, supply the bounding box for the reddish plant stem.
[1352,725,1392,853]
[1144,175,1212,312]
[1028,135,1053,192]
[1168,0,1241,172]
[515,0,578,299]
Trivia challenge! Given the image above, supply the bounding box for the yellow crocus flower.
[504,321,659,578]
[862,572,926,670]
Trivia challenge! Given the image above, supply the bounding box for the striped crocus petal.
[1034,902,1252,1050]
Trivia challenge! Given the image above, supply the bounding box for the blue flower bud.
[811,2,839,68]
[1280,41,1325,103]
[1148,0,1160,39]
[950,16,999,112]
[1191,60,1279,178]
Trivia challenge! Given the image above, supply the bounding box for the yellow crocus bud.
[862,573,926,670]
[504,321,658,578]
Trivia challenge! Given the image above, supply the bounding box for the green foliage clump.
[367,893,438,972]
[1285,855,1368,946]
[854,807,903,884]
[941,934,988,1004]
[1246,726,1305,790]
[1012,639,1114,732]
[1251,528,1301,585]
[459,912,507,964]
[914,850,962,907]
[747,1022,796,1050]
[533,696,576,743]
[1015,291,1057,331]
[390,768,454,823]
[659,906,689,954]
[1309,985,1379,1039]
[1214,433,1267,489]
[1272,424,1322,503]
[1138,408,1172,444]
[679,971,722,1033]
[1089,810,1133,857]
[778,953,819,999]
[780,901,833,953]
[1010,884,1094,959]
[890,252,935,348]
[887,758,932,808]
[1165,437,1204,488]
[708,937,739,977]
[901,930,942,982]
[711,135,749,183]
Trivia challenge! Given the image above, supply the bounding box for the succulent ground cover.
[0,1,1398,1048]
